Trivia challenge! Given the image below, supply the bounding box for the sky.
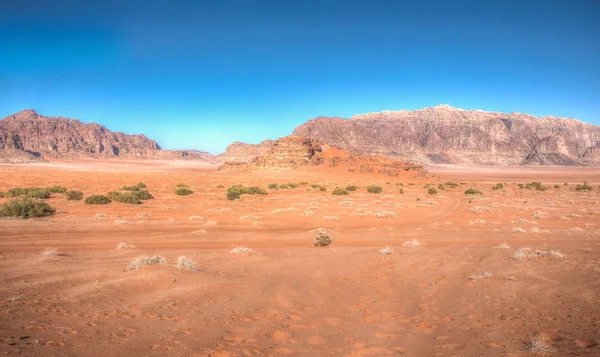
[1,0,599,154]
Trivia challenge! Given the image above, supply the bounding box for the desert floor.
[1,162,599,356]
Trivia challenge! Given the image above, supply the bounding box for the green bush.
[491,183,504,190]
[137,182,147,188]
[319,186,326,192]
[554,184,560,189]
[428,187,438,195]
[464,188,482,195]
[396,183,404,186]
[287,183,299,188]
[367,185,383,193]
[299,182,309,186]
[279,184,289,189]
[268,183,278,189]
[345,185,358,191]
[131,190,153,200]
[525,182,549,191]
[26,189,51,199]
[6,188,28,197]
[575,182,593,191]
[226,185,268,200]
[175,187,194,196]
[121,185,141,191]
[65,190,84,200]
[107,191,141,204]
[332,188,349,195]
[437,184,445,190]
[85,195,111,205]
[445,181,459,187]
[0,197,55,218]
[46,185,67,193]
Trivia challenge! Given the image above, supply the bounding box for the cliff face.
[0,110,211,162]
[219,135,432,178]
[213,140,275,163]
[293,105,600,166]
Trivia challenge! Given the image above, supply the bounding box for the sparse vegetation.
[319,186,326,192]
[226,185,268,200]
[6,188,27,197]
[346,185,358,191]
[299,181,309,186]
[42,247,58,256]
[84,195,111,205]
[0,192,4,198]
[216,184,225,188]
[279,184,289,189]
[0,198,56,218]
[26,188,51,199]
[403,239,423,247]
[367,185,383,193]
[445,181,458,187]
[311,184,320,188]
[313,230,332,246]
[121,185,141,191]
[332,188,349,195]
[491,183,504,190]
[117,242,136,249]
[437,184,445,190]
[175,187,194,196]
[127,255,166,270]
[268,183,278,189]
[46,185,67,193]
[176,183,189,188]
[575,181,593,191]
[65,190,84,200]
[464,188,482,195]
[131,190,153,200]
[428,187,438,195]
[525,181,549,191]
[108,191,141,204]
[137,182,147,188]
[379,246,393,255]
[230,246,254,255]
[287,183,299,188]
[176,256,199,271]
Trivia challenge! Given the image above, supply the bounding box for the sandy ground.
[1,161,599,356]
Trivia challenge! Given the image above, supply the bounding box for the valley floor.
[1,162,599,356]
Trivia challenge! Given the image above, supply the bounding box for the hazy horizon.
[2,0,599,153]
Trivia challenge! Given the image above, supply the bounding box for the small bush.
[0,192,4,198]
[346,185,358,191]
[85,195,111,205]
[108,191,141,204]
[0,197,55,218]
[226,185,267,200]
[437,184,445,190]
[313,230,332,247]
[445,181,459,187]
[367,185,383,193]
[65,190,84,200]
[287,183,299,189]
[299,181,309,186]
[26,189,51,199]
[408,183,415,186]
[525,182,549,191]
[319,186,326,192]
[332,188,349,195]
[311,184,320,188]
[428,187,438,195]
[554,184,560,188]
[268,183,278,189]
[464,188,482,195]
[131,190,153,200]
[121,185,141,191]
[127,255,166,270]
[137,182,147,188]
[399,188,404,194]
[46,185,67,193]
[279,184,289,189]
[175,187,194,196]
[176,183,189,188]
[491,183,504,190]
[176,256,200,271]
[6,188,27,197]
[216,184,225,188]
[575,182,593,191]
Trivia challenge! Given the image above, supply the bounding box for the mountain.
[293,105,600,166]
[219,135,432,178]
[213,140,275,164]
[0,110,212,162]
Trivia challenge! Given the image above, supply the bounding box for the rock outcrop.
[213,140,275,163]
[0,110,212,162]
[219,135,432,178]
[293,105,600,166]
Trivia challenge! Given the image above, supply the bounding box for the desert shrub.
[227,189,242,200]
[121,185,141,191]
[65,190,84,200]
[108,191,141,204]
[176,183,189,188]
[216,184,225,188]
[491,183,504,190]
[131,190,153,200]
[175,187,194,196]
[367,185,383,193]
[279,184,289,189]
[564,182,568,186]
[26,188,51,199]
[46,185,67,193]
[437,184,445,190]
[464,188,482,195]
[0,197,55,218]
[554,184,560,188]
[525,182,549,191]
[445,181,459,187]
[85,195,111,205]
[396,183,404,186]
[311,184,320,188]
[137,182,147,188]
[268,183,278,189]
[319,186,326,192]
[127,255,166,270]
[428,187,438,195]
[575,182,593,191]
[245,186,267,195]
[346,185,358,191]
[313,230,332,247]
[408,183,415,186]
[518,183,524,189]
[287,183,299,189]
[226,185,267,200]
[6,188,27,197]
[299,181,309,185]
[399,188,404,194]
[176,256,199,271]
[332,188,349,195]
[0,192,4,198]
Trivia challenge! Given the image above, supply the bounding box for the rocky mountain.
[219,135,432,178]
[293,105,600,166]
[213,140,275,164]
[0,110,212,162]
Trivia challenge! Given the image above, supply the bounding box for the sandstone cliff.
[0,110,212,162]
[219,135,432,178]
[213,140,275,163]
[293,105,600,166]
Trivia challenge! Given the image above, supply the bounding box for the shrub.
[176,256,199,271]
[399,188,404,194]
[0,192,4,198]
[127,255,166,270]
[396,183,404,186]
[437,184,445,190]
[216,184,225,188]
[332,188,349,195]
[464,188,482,195]
[491,183,504,190]
[525,182,549,191]
[26,189,51,199]
[279,184,289,189]
[311,184,320,188]
[299,181,309,185]
[287,183,299,188]
[428,187,438,195]
[367,185,383,193]
[176,183,189,188]
[131,190,153,200]
[121,185,141,191]
[268,183,278,189]
[46,185,67,193]
[65,190,84,200]
[226,185,267,200]
[0,197,55,218]
[227,189,242,200]
[575,182,593,191]
[137,182,147,188]
[175,187,194,196]
[445,181,459,187]
[6,188,27,197]
[108,191,141,204]
[408,183,415,186]
[554,184,560,189]
[319,186,326,192]
[85,195,111,204]
[313,230,332,247]
[346,185,358,191]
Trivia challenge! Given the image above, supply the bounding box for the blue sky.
[1,0,599,154]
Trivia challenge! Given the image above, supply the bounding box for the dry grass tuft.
[230,246,254,255]
[512,227,526,233]
[496,241,511,249]
[176,256,200,271]
[313,230,332,246]
[379,246,393,255]
[117,242,136,249]
[42,247,58,256]
[127,255,166,270]
[522,335,555,353]
[403,239,423,247]
[188,215,205,221]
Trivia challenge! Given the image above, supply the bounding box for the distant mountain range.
[2,106,599,166]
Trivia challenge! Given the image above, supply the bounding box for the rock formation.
[0,110,212,162]
[213,140,275,163]
[293,105,600,166]
[219,135,432,178]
